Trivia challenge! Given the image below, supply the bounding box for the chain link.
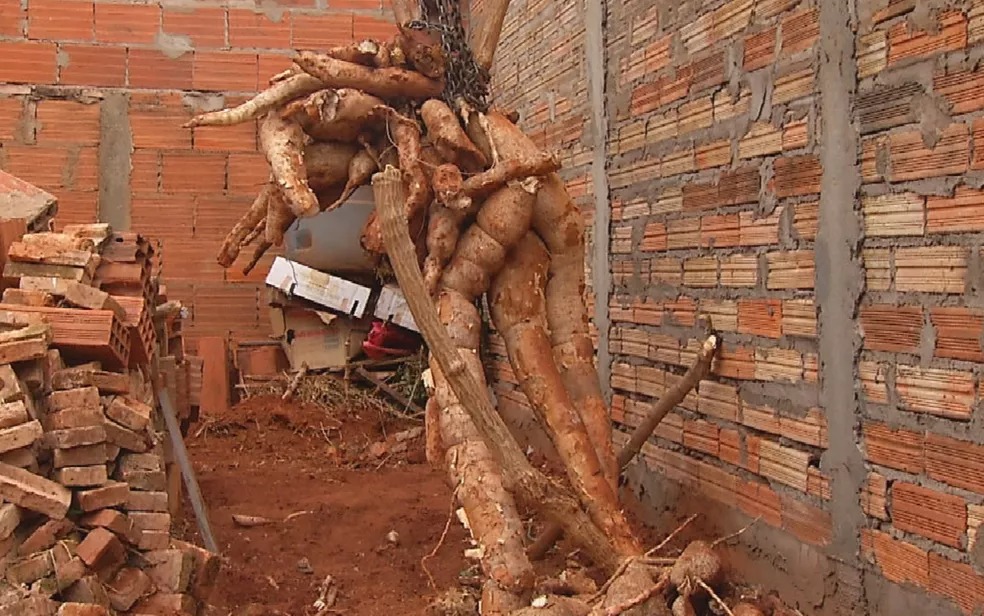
[410,0,490,112]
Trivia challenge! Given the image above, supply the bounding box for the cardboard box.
[269,307,370,370]
[265,257,371,318]
[234,343,289,377]
[373,284,418,333]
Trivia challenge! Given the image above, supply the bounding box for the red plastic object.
[362,320,421,359]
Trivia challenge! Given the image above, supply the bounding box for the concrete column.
[815,0,867,610]
[98,93,132,230]
[584,0,613,400]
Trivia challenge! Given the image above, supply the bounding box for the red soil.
[176,395,470,615]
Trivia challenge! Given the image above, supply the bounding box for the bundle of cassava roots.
[192,8,757,616]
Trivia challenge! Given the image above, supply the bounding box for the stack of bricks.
[0,377,217,615]
[0,223,212,614]
[0,225,199,430]
[0,0,400,345]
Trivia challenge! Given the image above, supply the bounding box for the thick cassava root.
[304,141,359,190]
[431,294,534,612]
[185,73,324,128]
[295,51,444,100]
[489,234,640,556]
[529,333,719,560]
[474,109,620,487]
[372,167,624,575]
[259,112,320,218]
[323,39,394,67]
[282,88,385,142]
[421,99,489,172]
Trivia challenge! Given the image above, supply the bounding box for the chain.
[407,0,490,111]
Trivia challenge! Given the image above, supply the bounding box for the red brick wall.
[490,0,984,612]
[0,0,396,343]
[606,0,829,545]
[854,3,984,612]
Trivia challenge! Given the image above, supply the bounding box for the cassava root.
[294,51,444,100]
[372,167,624,575]
[185,73,324,128]
[195,20,767,613]
[259,112,320,218]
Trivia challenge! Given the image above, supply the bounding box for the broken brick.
[106,396,152,432]
[125,490,169,512]
[105,444,120,461]
[104,420,149,452]
[75,481,130,512]
[138,530,170,551]
[118,469,167,491]
[172,539,221,601]
[62,575,111,606]
[107,567,152,611]
[52,465,108,487]
[0,419,42,454]
[18,518,74,555]
[57,604,110,616]
[52,367,130,394]
[48,386,101,411]
[118,452,163,473]
[142,549,194,593]
[130,511,171,533]
[0,446,37,471]
[45,406,105,431]
[54,443,108,468]
[0,401,29,429]
[14,357,50,396]
[0,503,20,540]
[9,542,78,593]
[44,425,106,449]
[6,549,55,584]
[0,595,57,616]
[79,509,135,539]
[77,527,126,579]
[0,365,29,403]
[0,461,72,518]
[37,543,86,595]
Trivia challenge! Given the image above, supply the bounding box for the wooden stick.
[527,335,718,561]
[617,335,718,470]
[469,0,513,71]
[371,165,624,573]
[282,363,309,401]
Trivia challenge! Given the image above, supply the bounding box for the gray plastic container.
[283,186,377,275]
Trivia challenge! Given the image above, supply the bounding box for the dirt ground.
[173,389,790,616]
[175,393,473,615]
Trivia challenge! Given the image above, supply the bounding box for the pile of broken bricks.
[0,225,215,615]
